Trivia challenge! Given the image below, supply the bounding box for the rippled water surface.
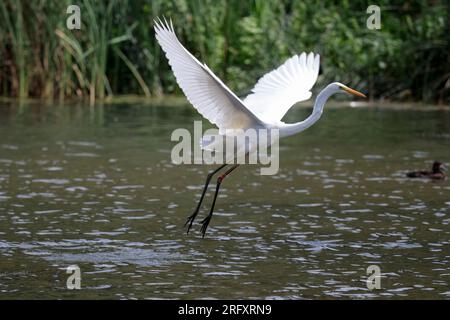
[0,101,449,299]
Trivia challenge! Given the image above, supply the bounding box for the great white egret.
[154,18,366,237]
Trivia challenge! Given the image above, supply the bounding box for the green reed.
[0,0,448,103]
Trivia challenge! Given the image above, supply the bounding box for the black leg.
[200,164,239,238]
[185,164,228,234]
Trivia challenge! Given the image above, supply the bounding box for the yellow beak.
[342,86,367,98]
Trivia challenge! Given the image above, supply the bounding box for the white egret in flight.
[154,18,366,237]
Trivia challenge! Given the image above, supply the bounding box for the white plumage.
[154,18,264,134]
[244,52,320,122]
[154,18,320,132]
[154,17,364,140]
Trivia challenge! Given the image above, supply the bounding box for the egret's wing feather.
[154,18,264,132]
[244,53,320,122]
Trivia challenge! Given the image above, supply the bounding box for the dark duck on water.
[406,161,446,180]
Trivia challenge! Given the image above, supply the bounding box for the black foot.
[200,215,212,238]
[184,211,198,234]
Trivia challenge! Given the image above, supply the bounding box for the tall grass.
[0,0,448,103]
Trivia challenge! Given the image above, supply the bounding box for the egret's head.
[329,82,366,98]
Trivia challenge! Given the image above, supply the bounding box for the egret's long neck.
[279,88,334,138]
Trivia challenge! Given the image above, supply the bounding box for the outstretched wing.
[243,53,320,122]
[154,18,265,133]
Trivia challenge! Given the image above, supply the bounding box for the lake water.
[0,101,449,299]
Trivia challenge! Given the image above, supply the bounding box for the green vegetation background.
[0,0,448,103]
